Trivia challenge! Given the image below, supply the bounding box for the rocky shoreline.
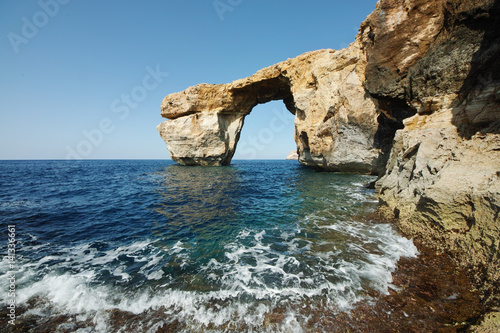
[158,0,500,329]
[2,225,490,333]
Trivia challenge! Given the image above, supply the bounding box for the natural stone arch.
[158,40,384,174]
[157,74,295,166]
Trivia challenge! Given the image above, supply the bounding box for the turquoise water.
[0,160,417,332]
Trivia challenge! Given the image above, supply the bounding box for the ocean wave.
[0,160,417,332]
[1,217,418,332]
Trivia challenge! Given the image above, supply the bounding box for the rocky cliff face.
[362,0,500,303]
[158,42,384,174]
[158,0,500,307]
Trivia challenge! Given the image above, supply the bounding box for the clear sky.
[0,0,377,160]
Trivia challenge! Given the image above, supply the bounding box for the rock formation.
[158,0,500,319]
[286,150,298,160]
[158,42,383,174]
[363,0,500,305]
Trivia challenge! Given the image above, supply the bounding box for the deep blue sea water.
[0,160,417,332]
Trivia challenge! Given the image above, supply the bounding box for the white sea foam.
[0,200,36,208]
[2,213,418,332]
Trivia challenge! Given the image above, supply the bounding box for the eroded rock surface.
[365,0,500,304]
[158,43,383,173]
[376,115,500,300]
[157,111,245,166]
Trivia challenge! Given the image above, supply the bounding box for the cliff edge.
[364,0,500,306]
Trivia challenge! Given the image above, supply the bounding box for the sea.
[0,160,418,332]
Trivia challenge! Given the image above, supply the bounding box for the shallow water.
[0,160,418,332]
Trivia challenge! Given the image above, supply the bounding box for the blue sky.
[0,0,377,160]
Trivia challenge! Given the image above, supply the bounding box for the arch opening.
[233,100,297,160]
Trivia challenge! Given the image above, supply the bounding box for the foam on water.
[1,216,418,332]
[0,160,419,332]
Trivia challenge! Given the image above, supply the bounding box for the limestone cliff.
[158,42,383,173]
[361,0,500,304]
[158,0,500,311]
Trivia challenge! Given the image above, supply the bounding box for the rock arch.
[158,40,384,174]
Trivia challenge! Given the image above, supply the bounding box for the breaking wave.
[0,160,418,332]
